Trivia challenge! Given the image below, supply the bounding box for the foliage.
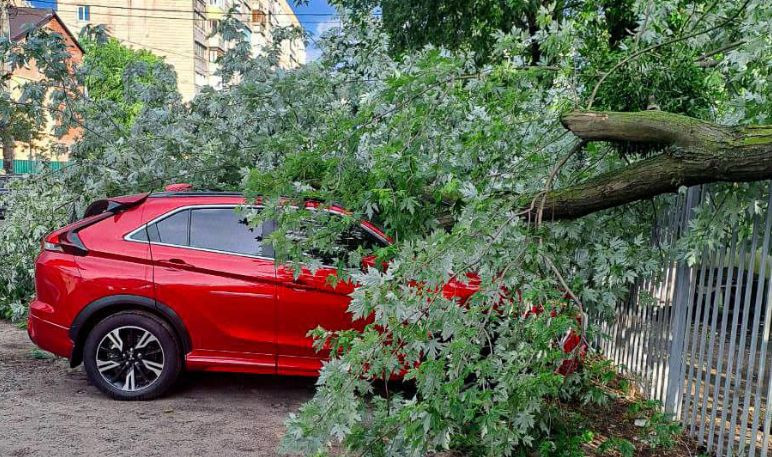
[80,33,169,126]
[31,347,54,360]
[0,173,70,320]
[0,25,76,147]
[537,411,594,457]
[560,356,630,407]
[627,399,683,449]
[597,437,635,457]
[0,0,770,455]
[332,0,639,64]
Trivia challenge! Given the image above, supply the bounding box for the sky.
[289,0,339,62]
[28,0,339,63]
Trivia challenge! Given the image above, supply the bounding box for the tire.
[83,311,182,400]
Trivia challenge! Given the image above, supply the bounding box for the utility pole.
[0,0,13,175]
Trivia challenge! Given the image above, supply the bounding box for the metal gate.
[597,183,772,456]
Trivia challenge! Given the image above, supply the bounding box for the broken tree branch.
[532,110,772,220]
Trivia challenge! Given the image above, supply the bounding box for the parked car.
[28,186,582,400]
[28,187,404,399]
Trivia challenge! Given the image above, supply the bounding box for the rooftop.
[8,6,55,41]
[8,6,84,52]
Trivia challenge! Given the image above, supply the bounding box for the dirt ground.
[0,321,315,457]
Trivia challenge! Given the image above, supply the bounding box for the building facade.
[58,0,306,100]
[248,0,304,69]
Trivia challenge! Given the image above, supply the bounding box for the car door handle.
[165,258,189,266]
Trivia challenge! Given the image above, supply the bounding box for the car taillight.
[42,239,62,252]
[41,211,114,256]
[42,229,88,256]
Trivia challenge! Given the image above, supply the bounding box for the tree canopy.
[333,0,640,65]
[80,34,170,126]
[0,0,770,455]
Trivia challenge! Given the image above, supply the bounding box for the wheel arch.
[69,294,192,367]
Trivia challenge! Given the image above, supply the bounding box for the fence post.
[665,186,701,414]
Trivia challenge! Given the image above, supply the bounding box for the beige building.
[249,0,303,69]
[58,0,306,100]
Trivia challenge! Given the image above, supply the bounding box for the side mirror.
[361,255,376,270]
[361,255,389,271]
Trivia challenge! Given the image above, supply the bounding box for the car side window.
[338,225,386,252]
[287,221,387,265]
[129,227,149,241]
[149,209,190,246]
[190,208,264,257]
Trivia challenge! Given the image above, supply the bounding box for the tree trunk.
[1,138,12,175]
[534,110,772,221]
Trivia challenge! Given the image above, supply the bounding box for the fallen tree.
[2,2,771,456]
[538,110,772,220]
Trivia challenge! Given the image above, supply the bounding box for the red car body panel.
[275,264,366,375]
[28,191,581,379]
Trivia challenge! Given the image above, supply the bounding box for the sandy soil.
[0,321,315,457]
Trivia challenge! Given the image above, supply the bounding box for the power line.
[28,0,341,16]
[45,7,341,25]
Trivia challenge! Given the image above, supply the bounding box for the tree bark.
[1,138,12,175]
[536,110,772,221]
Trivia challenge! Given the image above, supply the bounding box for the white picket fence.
[597,183,772,456]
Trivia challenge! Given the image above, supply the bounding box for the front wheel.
[83,311,181,400]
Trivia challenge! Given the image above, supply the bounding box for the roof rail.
[149,191,244,198]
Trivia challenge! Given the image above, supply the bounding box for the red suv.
[28,189,403,400]
[29,188,582,400]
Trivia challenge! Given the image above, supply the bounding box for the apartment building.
[249,0,304,69]
[57,0,306,100]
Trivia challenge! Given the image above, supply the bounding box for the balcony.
[207,32,226,50]
[250,9,267,31]
[206,0,225,19]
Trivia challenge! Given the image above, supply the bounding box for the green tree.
[80,35,171,126]
[333,0,639,64]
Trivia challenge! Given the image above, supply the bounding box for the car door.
[143,205,277,374]
[275,221,388,376]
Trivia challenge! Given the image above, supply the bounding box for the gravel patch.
[0,321,314,456]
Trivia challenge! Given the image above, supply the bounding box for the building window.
[209,48,223,63]
[77,5,90,22]
[195,12,206,31]
[194,72,208,94]
[194,41,206,60]
[208,20,219,34]
[251,10,267,27]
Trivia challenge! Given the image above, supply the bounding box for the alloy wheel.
[95,325,165,392]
